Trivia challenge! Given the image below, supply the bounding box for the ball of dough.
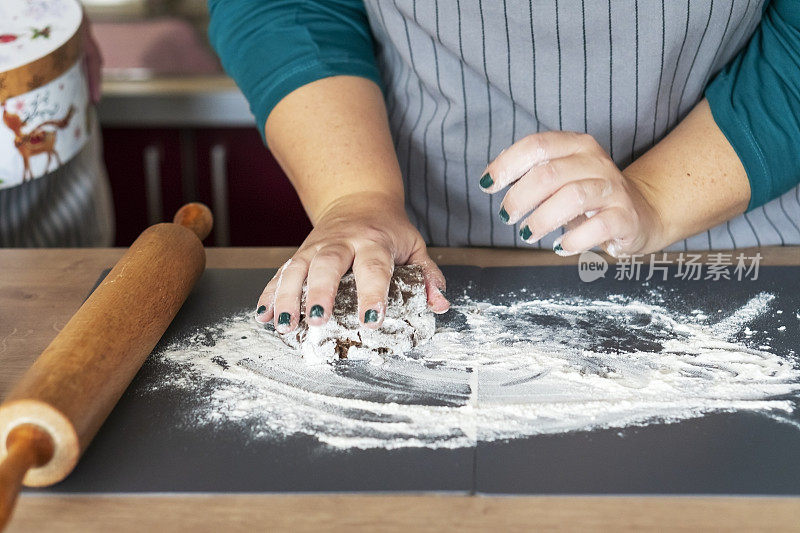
[279,265,435,363]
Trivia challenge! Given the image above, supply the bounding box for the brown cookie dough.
[279,265,435,363]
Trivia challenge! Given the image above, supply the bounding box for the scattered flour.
[147,291,800,450]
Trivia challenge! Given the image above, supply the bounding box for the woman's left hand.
[479,131,665,257]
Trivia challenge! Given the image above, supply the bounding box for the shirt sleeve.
[207,0,382,143]
[705,0,800,211]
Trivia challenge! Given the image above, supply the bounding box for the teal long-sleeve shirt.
[208,0,800,214]
[207,0,382,141]
[705,0,800,210]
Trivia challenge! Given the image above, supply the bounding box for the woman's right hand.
[255,191,450,333]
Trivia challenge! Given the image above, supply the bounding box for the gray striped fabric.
[365,0,800,249]
[0,111,114,247]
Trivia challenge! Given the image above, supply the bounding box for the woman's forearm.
[264,75,405,224]
[623,99,751,249]
[257,76,449,328]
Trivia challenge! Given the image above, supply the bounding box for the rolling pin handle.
[173,203,213,241]
[0,424,54,530]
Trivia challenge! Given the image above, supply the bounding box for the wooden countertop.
[97,75,255,127]
[2,247,800,532]
[102,75,238,97]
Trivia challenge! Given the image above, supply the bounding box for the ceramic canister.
[0,0,88,190]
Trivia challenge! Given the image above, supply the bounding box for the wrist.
[621,170,672,253]
[313,190,407,226]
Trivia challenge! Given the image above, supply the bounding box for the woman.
[208,0,800,331]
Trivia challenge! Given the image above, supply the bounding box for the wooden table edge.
[9,493,800,532]
[2,245,800,270]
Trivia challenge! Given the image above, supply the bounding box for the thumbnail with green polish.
[520,225,532,240]
[479,173,494,189]
[498,206,509,223]
[309,304,324,318]
[553,243,564,253]
[256,305,266,315]
[278,312,291,325]
[364,309,379,323]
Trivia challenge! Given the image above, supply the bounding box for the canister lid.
[0,0,83,73]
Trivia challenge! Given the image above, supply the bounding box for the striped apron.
[365,0,800,249]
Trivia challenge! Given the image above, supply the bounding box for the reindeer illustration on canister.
[2,101,75,181]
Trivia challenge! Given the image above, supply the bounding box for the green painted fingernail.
[278,312,291,325]
[364,309,379,323]
[553,242,564,253]
[309,305,324,318]
[479,173,494,189]
[256,305,266,315]
[498,206,509,223]
[520,225,532,241]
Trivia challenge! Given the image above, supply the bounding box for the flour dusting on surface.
[146,291,800,450]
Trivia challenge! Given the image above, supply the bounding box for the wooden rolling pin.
[0,203,213,529]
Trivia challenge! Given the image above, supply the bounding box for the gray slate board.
[34,265,800,495]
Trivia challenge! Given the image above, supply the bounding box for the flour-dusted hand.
[255,192,449,333]
[479,131,664,257]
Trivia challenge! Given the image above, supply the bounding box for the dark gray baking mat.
[31,265,800,495]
